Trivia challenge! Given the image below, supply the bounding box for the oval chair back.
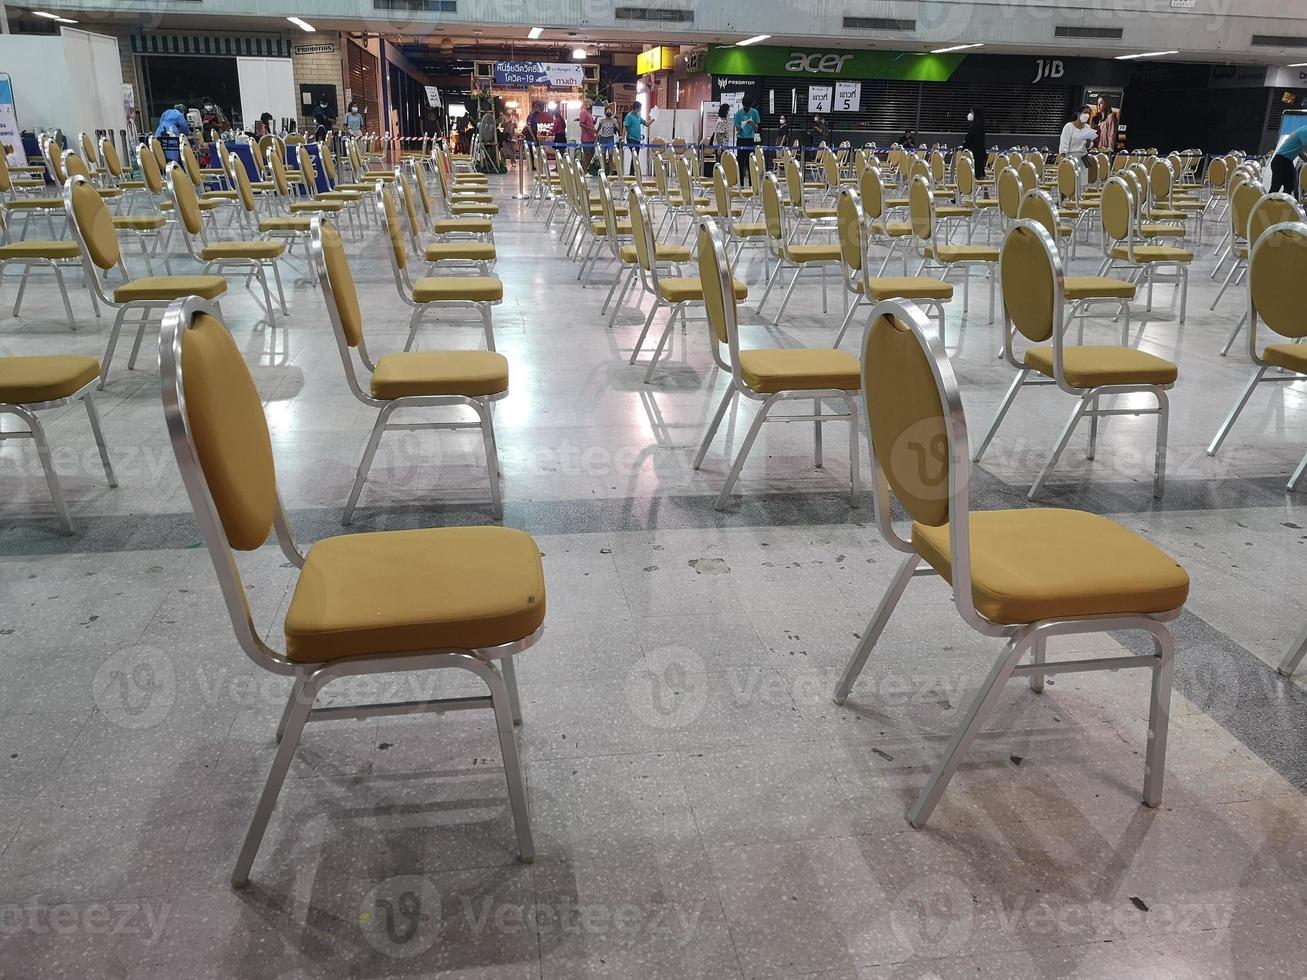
[1230,179,1263,244]
[836,187,867,294]
[696,218,741,371]
[167,160,207,239]
[1250,221,1307,344]
[908,174,935,244]
[996,166,1022,223]
[860,166,887,221]
[1000,218,1059,347]
[65,174,120,279]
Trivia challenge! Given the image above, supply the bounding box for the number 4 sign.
[834,81,861,112]
[807,86,833,113]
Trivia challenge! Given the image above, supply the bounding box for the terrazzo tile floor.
[2,164,1307,979]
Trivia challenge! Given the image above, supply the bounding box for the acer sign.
[784,53,855,75]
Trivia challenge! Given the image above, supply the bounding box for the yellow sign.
[637,46,676,75]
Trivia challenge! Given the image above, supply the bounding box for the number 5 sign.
[834,81,862,112]
[807,86,833,114]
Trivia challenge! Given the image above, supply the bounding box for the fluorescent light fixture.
[287,16,315,32]
[1114,49,1179,60]
[572,47,587,60]
[930,42,983,54]
[528,27,544,39]
[736,34,771,47]
[1290,62,1307,67]
[33,10,78,23]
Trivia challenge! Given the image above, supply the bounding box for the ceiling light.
[736,35,771,47]
[1114,49,1179,60]
[528,27,543,40]
[32,10,78,23]
[930,43,983,54]
[287,16,315,32]
[572,47,587,60]
[1290,62,1307,67]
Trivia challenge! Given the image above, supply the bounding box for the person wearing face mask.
[343,103,365,137]
[963,106,987,178]
[1058,105,1096,191]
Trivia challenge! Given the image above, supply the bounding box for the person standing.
[596,104,619,174]
[708,102,730,178]
[551,104,569,156]
[579,98,597,171]
[624,100,649,176]
[343,103,364,137]
[734,94,761,186]
[964,106,987,179]
[1094,96,1118,152]
[522,103,539,170]
[1271,125,1307,195]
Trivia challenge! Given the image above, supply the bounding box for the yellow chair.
[1217,193,1305,356]
[378,182,502,352]
[783,155,837,229]
[0,145,54,232]
[600,173,692,327]
[179,140,235,204]
[295,144,363,239]
[755,173,845,325]
[64,175,227,386]
[692,217,861,510]
[626,186,747,383]
[832,296,1187,827]
[908,175,998,321]
[311,219,506,521]
[1207,220,1307,490]
[396,170,495,274]
[410,154,493,242]
[158,294,540,887]
[97,137,149,209]
[66,149,170,273]
[167,160,288,318]
[710,164,768,268]
[831,186,952,348]
[265,146,347,229]
[226,152,311,252]
[0,207,85,327]
[858,166,913,275]
[0,354,116,532]
[974,220,1173,499]
[1098,176,1193,323]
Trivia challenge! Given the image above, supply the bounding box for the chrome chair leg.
[971,370,1028,463]
[1153,389,1169,499]
[99,306,131,388]
[1143,627,1174,807]
[473,399,504,520]
[1206,366,1267,457]
[342,404,395,525]
[629,300,660,364]
[714,395,774,510]
[1029,396,1092,500]
[83,393,117,487]
[693,387,737,470]
[1278,621,1307,676]
[832,553,920,704]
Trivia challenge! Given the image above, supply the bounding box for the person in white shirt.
[1058,105,1097,192]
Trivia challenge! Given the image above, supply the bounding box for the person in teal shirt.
[1272,126,1307,195]
[623,101,648,176]
[734,95,762,185]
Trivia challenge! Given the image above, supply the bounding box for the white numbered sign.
[807,86,833,114]
[834,81,861,112]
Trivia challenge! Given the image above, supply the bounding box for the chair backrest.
[627,185,663,289]
[1248,192,1305,248]
[719,148,740,189]
[66,174,120,272]
[956,153,976,199]
[1057,158,1078,200]
[1016,160,1038,194]
[929,149,946,185]
[1017,188,1061,243]
[1230,179,1263,241]
[101,138,125,177]
[0,147,15,193]
[230,154,258,214]
[836,187,866,284]
[1101,176,1132,243]
[312,217,365,349]
[79,132,99,172]
[695,217,738,360]
[1149,158,1174,201]
[597,172,624,253]
[1207,155,1227,190]
[761,173,785,243]
[286,133,304,145]
[179,140,205,189]
[822,149,840,188]
[63,150,91,181]
[318,143,340,185]
[908,175,934,242]
[398,171,424,252]
[712,165,732,224]
[1250,220,1307,341]
[909,157,931,186]
[784,156,804,207]
[168,160,206,237]
[137,142,166,195]
[748,149,763,190]
[296,145,320,198]
[996,166,1022,222]
[1000,218,1059,349]
[860,166,886,220]
[44,138,66,184]
[675,155,694,207]
[377,182,408,271]
[267,146,293,197]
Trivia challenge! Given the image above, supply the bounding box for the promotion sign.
[493,61,585,88]
[834,81,861,112]
[807,85,833,114]
[0,75,26,167]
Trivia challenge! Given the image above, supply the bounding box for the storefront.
[702,45,1132,147]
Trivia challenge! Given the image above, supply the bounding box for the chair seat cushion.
[259,216,312,232]
[111,215,167,231]
[935,205,972,218]
[860,276,953,302]
[658,276,748,304]
[591,220,632,235]
[4,197,62,209]
[435,218,493,234]
[202,190,239,201]
[200,240,285,260]
[787,244,842,263]
[619,243,692,264]
[0,354,99,404]
[424,241,497,262]
[284,526,546,662]
[371,350,509,400]
[0,240,80,260]
[332,182,376,193]
[1109,244,1193,263]
[1140,224,1187,239]
[1062,276,1136,301]
[451,202,499,215]
[12,179,47,189]
[1023,345,1177,388]
[1264,344,1307,374]
[926,244,1000,263]
[320,190,363,202]
[117,180,146,190]
[289,200,345,213]
[412,275,503,303]
[731,222,768,238]
[803,206,838,218]
[875,221,913,238]
[738,348,861,393]
[912,509,1189,624]
[113,275,227,303]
